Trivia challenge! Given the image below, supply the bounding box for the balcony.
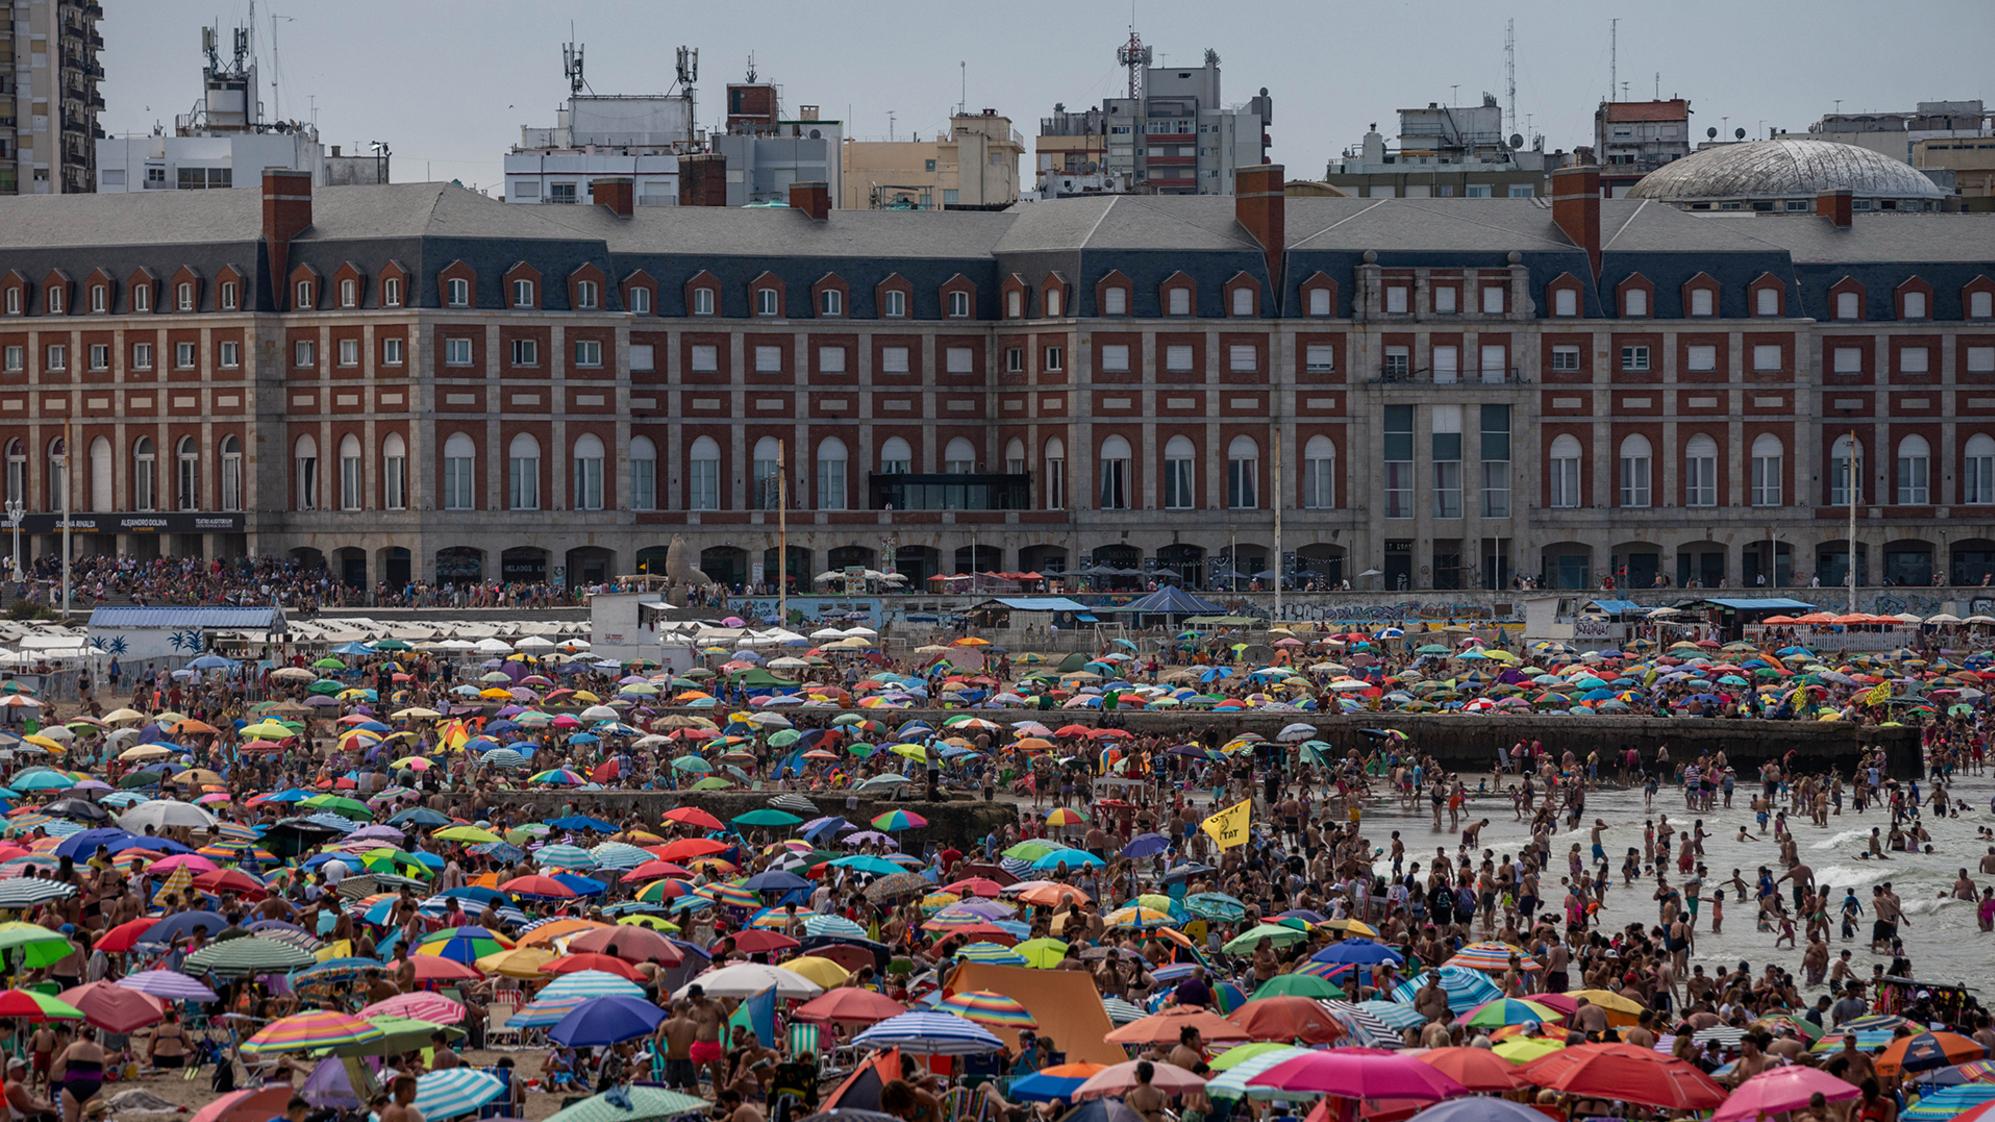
[1373,365,1528,386]
[869,472,1032,512]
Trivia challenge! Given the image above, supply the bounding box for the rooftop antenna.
[269,9,292,121]
[674,45,698,89]
[562,27,586,96]
[1654,71,1660,100]
[745,51,757,84]
[888,109,896,141]
[1117,21,1151,103]
[1503,18,1517,137]
[1608,17,1617,103]
[958,61,966,117]
[1450,83,1460,107]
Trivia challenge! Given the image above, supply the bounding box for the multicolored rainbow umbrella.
[0,990,83,1021]
[412,926,514,964]
[940,990,1038,1029]
[529,768,587,787]
[696,883,760,909]
[870,809,928,831]
[241,1010,385,1054]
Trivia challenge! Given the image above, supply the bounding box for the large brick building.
[1,163,1992,594]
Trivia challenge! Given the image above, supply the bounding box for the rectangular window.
[1167,288,1191,316]
[133,343,153,371]
[573,454,603,511]
[628,286,651,314]
[1686,344,1718,373]
[1550,345,1581,373]
[1103,288,1127,316]
[384,277,403,307]
[175,342,197,369]
[629,454,656,511]
[1433,286,1458,315]
[1004,347,1023,373]
[1898,346,1930,375]
[1044,346,1063,372]
[1480,286,1504,314]
[90,286,105,314]
[1899,448,1930,505]
[133,286,151,312]
[1383,404,1414,518]
[384,454,406,510]
[221,282,239,310]
[1903,291,1928,319]
[340,453,362,510]
[510,338,539,366]
[1383,346,1410,381]
[295,281,312,308]
[691,344,719,373]
[881,346,910,374]
[817,346,847,374]
[820,289,842,316]
[1045,453,1065,509]
[1550,450,1580,509]
[1755,287,1779,316]
[1304,344,1335,374]
[1227,447,1258,509]
[1478,344,1506,383]
[1097,455,1127,510]
[1384,286,1409,314]
[574,339,603,367]
[46,345,66,372]
[340,279,357,308]
[1686,453,1717,508]
[2,346,20,373]
[443,455,474,511]
[445,338,473,367]
[87,344,108,371]
[815,455,845,510]
[1163,454,1194,511]
[1968,346,1995,374]
[1228,344,1258,373]
[1689,288,1715,317]
[1308,288,1332,317]
[1621,345,1650,372]
[508,454,539,510]
[1752,449,1782,507]
[949,291,971,318]
[1836,291,1860,320]
[1834,347,1862,374]
[1432,404,1462,518]
[1432,345,1458,384]
[1230,287,1252,316]
[945,346,974,375]
[1620,448,1652,508]
[1100,344,1130,373]
[294,339,315,368]
[689,457,719,511]
[883,290,907,318]
[693,288,715,316]
[512,279,534,308]
[1973,290,1993,319]
[4,289,19,316]
[630,343,655,372]
[1480,404,1511,517]
[1554,288,1578,317]
[754,345,783,374]
[337,338,359,367]
[215,339,240,368]
[576,280,599,310]
[1753,343,1783,372]
[382,337,404,366]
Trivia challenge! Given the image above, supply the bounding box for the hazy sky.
[100,0,1993,192]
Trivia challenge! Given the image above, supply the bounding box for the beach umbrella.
[939,990,1037,1029]
[1710,1066,1861,1122]
[673,962,822,1000]
[566,925,684,966]
[57,982,163,1033]
[119,800,218,832]
[409,1068,505,1120]
[1222,923,1310,955]
[853,1010,1005,1055]
[1074,1060,1206,1102]
[183,935,314,977]
[0,879,77,908]
[1247,1048,1466,1104]
[413,926,513,964]
[1226,997,1345,1044]
[870,810,928,831]
[1253,974,1344,1000]
[1905,1088,1995,1120]
[544,1087,712,1122]
[550,994,667,1047]
[792,988,907,1027]
[1401,1102,1554,1122]
[0,989,83,1021]
[1878,1032,1988,1076]
[1456,997,1564,1029]
[1010,1064,1110,1103]
[540,970,645,1002]
[1101,998,1148,1025]
[242,1010,385,1054]
[1444,941,1536,973]
[1106,1005,1250,1046]
[1392,967,1501,1013]
[359,992,465,1025]
[1517,1042,1726,1111]
[115,969,218,1002]
[1312,939,1403,967]
[1412,1047,1526,1092]
[778,956,850,989]
[189,1088,299,1122]
[1491,1037,1567,1065]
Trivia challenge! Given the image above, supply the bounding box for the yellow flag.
[1200,800,1253,850]
[1865,681,1891,707]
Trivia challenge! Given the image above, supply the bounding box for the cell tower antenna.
[562,26,586,96]
[1504,18,1517,137]
[1117,24,1151,103]
[745,51,756,84]
[1608,18,1618,104]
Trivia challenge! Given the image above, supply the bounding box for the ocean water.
[1357,771,1995,995]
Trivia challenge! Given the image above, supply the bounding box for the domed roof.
[1627,137,1945,202]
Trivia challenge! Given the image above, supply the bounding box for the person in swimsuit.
[51,1027,105,1122]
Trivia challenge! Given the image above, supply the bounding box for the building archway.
[1216,543,1269,589]
[331,546,368,589]
[953,544,1002,573]
[761,546,811,591]
[566,546,616,587]
[1883,538,1934,586]
[700,546,748,590]
[500,546,550,584]
[1741,540,1793,588]
[1675,541,1726,589]
[289,546,325,571]
[1156,543,1205,587]
[1815,542,1868,588]
[1610,541,1663,589]
[893,545,940,584]
[634,545,672,576]
[1952,538,1995,585]
[377,546,412,591]
[435,546,484,584]
[1295,544,1346,588]
[1540,542,1593,589]
[1018,545,1068,577]
[826,545,877,572]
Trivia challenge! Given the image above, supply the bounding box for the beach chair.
[483,1000,521,1049]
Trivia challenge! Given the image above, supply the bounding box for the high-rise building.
[841,110,1024,211]
[1593,99,1691,196]
[1809,100,1993,207]
[1319,94,1570,199]
[1,0,104,195]
[1057,37,1270,197]
[96,19,389,193]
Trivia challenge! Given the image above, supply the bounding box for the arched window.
[1098,435,1131,510]
[1043,437,1066,510]
[1623,287,1649,317]
[442,433,475,511]
[1684,433,1718,508]
[382,433,407,510]
[943,437,976,474]
[1965,434,1995,505]
[1003,438,1025,475]
[1618,434,1652,508]
[751,436,781,510]
[4,440,24,507]
[1897,434,1930,505]
[338,433,363,511]
[219,436,241,511]
[879,437,912,475]
[293,434,318,511]
[1227,434,1259,510]
[688,436,721,511]
[1303,435,1336,510]
[572,433,605,511]
[1750,433,1784,507]
[1548,434,1582,509]
[132,437,157,512]
[1829,434,1862,506]
[1163,435,1196,511]
[175,436,199,511]
[816,437,848,511]
[46,438,67,512]
[87,436,112,511]
[628,435,657,511]
[507,433,540,510]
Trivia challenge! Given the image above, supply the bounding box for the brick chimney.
[1550,165,1601,276]
[1234,164,1287,293]
[679,153,728,207]
[262,167,314,309]
[1815,187,1854,229]
[788,180,830,220]
[594,176,635,218]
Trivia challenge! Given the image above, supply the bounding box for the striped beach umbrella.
[359,991,465,1025]
[540,969,646,1001]
[0,990,83,1021]
[952,941,1026,965]
[801,914,867,939]
[183,935,315,977]
[412,1068,506,1121]
[1101,997,1148,1025]
[0,879,76,908]
[1044,808,1088,827]
[529,768,587,786]
[1206,1045,1313,1101]
[545,1087,712,1122]
[1444,941,1539,973]
[242,1010,384,1054]
[534,844,597,869]
[696,883,760,910]
[413,926,513,964]
[940,990,1038,1029]
[853,1010,1005,1055]
[870,809,928,832]
[1391,967,1502,1013]
[114,970,217,1002]
[510,996,589,1029]
[1456,997,1564,1029]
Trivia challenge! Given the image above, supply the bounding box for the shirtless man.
[1730,1033,1775,1084]
[660,1001,698,1090]
[1776,861,1815,913]
[684,984,727,1091]
[380,1074,425,1122]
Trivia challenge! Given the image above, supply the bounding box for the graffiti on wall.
[730,596,884,629]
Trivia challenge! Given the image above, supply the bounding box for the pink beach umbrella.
[1710,1066,1862,1122]
[1074,1060,1207,1102]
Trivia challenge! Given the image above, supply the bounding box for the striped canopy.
[242,1010,384,1054]
[853,1010,1005,1056]
[183,935,316,977]
[412,1068,506,1121]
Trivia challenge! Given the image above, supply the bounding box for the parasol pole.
[778,439,788,625]
[61,418,72,619]
[1846,427,1857,612]
[1273,432,1283,621]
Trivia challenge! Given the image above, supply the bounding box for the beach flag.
[1865,681,1891,707]
[1201,800,1252,851]
[729,985,777,1047]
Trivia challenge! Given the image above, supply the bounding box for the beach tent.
[946,962,1123,1062]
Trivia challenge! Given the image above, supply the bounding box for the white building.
[94,21,387,193]
[1097,44,1271,195]
[505,94,700,206]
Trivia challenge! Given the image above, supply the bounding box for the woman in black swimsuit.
[52,1027,104,1122]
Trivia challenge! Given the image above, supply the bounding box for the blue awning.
[1697,597,1817,611]
[88,606,285,630]
[985,597,1090,613]
[1583,599,1644,617]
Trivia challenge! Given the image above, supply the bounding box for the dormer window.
[1232,287,1253,316]
[339,279,357,308]
[1623,288,1648,317]
[756,288,778,317]
[1006,290,1022,319]
[294,280,313,308]
[883,290,906,318]
[47,288,64,315]
[1754,287,1779,317]
[949,291,970,318]
[1103,287,1128,316]
[512,279,535,308]
[1903,290,1928,319]
[1689,288,1715,317]
[384,277,403,307]
[576,279,599,310]
[629,286,651,314]
[1044,289,1062,318]
[177,282,194,311]
[220,281,239,310]
[693,287,716,316]
[821,289,842,317]
[3,289,18,316]
[90,286,106,314]
[1168,288,1192,316]
[1553,288,1578,317]
[447,278,470,307]
[133,286,150,313]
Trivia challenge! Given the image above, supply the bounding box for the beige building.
[1,0,104,195]
[840,109,1023,210]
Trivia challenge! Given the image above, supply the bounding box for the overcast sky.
[100,0,1992,192]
